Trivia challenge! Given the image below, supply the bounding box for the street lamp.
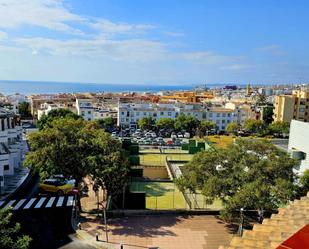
[238,207,244,237]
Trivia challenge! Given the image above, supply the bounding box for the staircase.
[219,192,309,249]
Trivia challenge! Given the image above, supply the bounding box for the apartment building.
[76,99,117,121]
[288,120,309,173]
[117,101,240,130]
[0,108,23,192]
[37,103,73,120]
[274,89,309,123]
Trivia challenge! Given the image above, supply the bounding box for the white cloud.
[90,19,156,35]
[179,51,243,65]
[258,45,284,56]
[164,31,185,37]
[0,0,84,34]
[15,37,167,62]
[0,30,7,40]
[220,64,253,71]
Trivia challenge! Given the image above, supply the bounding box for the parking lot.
[112,128,191,146]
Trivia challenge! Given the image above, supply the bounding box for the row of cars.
[112,128,191,139]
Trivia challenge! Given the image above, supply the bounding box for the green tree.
[300,170,309,191]
[269,121,290,137]
[37,109,81,130]
[262,105,274,125]
[18,102,32,118]
[177,139,298,221]
[156,118,175,130]
[226,122,239,135]
[138,117,154,130]
[0,208,31,249]
[25,118,129,203]
[175,114,200,134]
[256,93,267,106]
[243,119,266,135]
[95,117,116,131]
[199,120,216,136]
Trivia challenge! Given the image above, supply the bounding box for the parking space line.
[56,196,64,207]
[23,198,36,209]
[13,199,26,210]
[67,196,74,206]
[45,197,56,208]
[0,201,5,208]
[34,197,46,208]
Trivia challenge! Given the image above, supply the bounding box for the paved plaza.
[79,214,236,249]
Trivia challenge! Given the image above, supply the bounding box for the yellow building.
[273,89,309,123]
[160,91,213,103]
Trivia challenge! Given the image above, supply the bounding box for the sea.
[0,80,255,95]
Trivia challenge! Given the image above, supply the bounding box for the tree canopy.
[156,118,175,130]
[0,208,31,249]
[199,120,216,136]
[25,117,130,198]
[138,117,154,130]
[226,122,239,135]
[37,109,81,130]
[243,119,266,135]
[177,139,299,220]
[18,102,32,118]
[269,121,290,137]
[174,114,200,134]
[95,117,117,132]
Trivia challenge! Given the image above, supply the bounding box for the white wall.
[288,120,309,173]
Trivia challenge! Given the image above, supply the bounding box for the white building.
[37,103,68,120]
[0,108,23,192]
[205,107,237,131]
[288,120,309,173]
[117,101,241,131]
[76,99,117,121]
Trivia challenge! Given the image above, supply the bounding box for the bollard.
[95,232,99,241]
[78,222,81,230]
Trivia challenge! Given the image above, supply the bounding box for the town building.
[273,89,309,123]
[288,120,309,173]
[0,108,23,193]
[117,101,242,131]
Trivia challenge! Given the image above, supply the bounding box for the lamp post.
[238,207,244,237]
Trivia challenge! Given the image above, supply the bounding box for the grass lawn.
[207,135,233,148]
[139,153,193,166]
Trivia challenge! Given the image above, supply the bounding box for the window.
[222,113,226,117]
[143,112,147,116]
[121,112,124,115]
[227,113,231,117]
[88,111,91,114]
[136,112,140,116]
[4,165,9,171]
[168,112,172,116]
[209,113,213,117]
[153,113,157,117]
[88,118,91,121]
[217,113,220,117]
[222,120,225,123]
[81,111,85,115]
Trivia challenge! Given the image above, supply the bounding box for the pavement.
[77,178,236,249]
[77,214,236,249]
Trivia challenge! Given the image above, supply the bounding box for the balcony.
[0,130,8,143]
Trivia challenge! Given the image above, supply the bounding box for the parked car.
[184,132,190,138]
[39,179,73,195]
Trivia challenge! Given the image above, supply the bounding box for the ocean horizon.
[0,80,281,95]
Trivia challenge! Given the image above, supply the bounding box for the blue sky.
[0,0,308,85]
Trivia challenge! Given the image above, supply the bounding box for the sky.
[0,0,308,85]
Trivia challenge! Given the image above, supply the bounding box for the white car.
[177,134,184,138]
[184,132,190,138]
